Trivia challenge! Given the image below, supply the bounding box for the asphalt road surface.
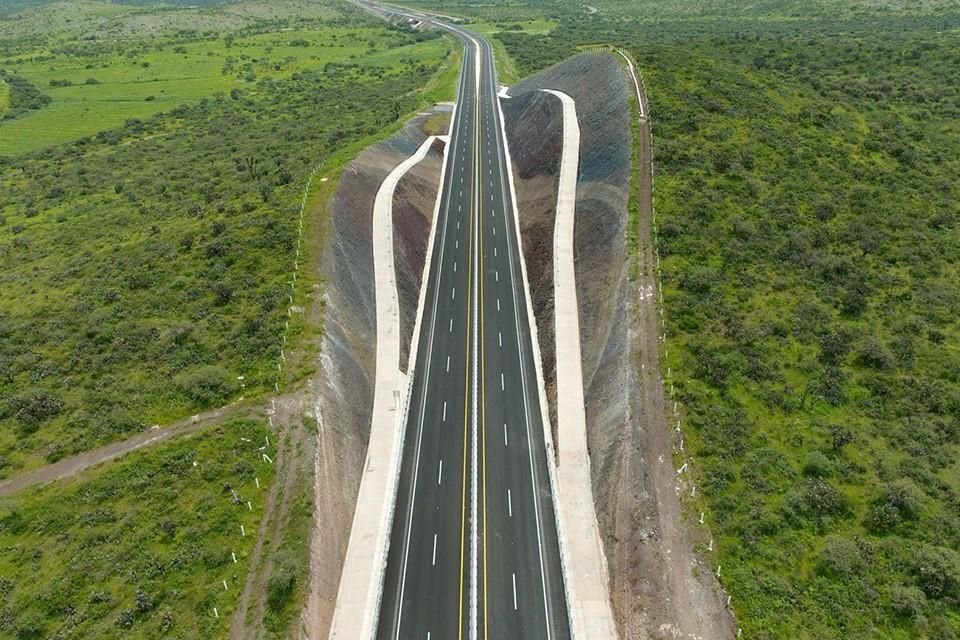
[367,6,571,639]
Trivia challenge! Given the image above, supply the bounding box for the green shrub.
[913,545,960,602]
[266,551,298,612]
[817,535,864,578]
[175,365,237,408]
[889,584,926,618]
[856,336,896,370]
[6,389,63,433]
[802,451,832,478]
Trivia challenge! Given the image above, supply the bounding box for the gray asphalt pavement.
[368,7,571,638]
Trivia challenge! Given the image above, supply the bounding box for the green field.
[0,419,275,639]
[0,80,8,116]
[0,27,449,154]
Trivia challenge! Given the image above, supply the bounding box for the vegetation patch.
[0,70,50,122]
[0,19,454,476]
[0,418,275,639]
[644,31,960,639]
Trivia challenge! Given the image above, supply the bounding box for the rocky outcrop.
[500,91,563,434]
[393,135,446,369]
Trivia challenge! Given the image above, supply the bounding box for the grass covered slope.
[645,32,960,639]
[0,419,274,639]
[0,21,453,476]
[481,3,960,638]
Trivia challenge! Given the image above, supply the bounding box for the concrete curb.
[328,133,443,640]
[541,88,618,640]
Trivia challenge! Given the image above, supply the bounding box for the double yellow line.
[457,40,490,640]
[456,43,477,640]
[479,63,490,640]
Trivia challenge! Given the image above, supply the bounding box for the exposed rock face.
[501,91,563,433]
[319,108,446,476]
[309,108,446,638]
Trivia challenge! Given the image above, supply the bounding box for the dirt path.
[0,401,254,498]
[618,54,736,639]
[230,390,316,640]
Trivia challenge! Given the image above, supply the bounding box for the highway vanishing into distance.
[367,6,571,639]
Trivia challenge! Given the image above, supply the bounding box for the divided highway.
[370,7,572,639]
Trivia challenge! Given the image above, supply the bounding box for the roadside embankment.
[503,52,733,639]
[303,107,448,639]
